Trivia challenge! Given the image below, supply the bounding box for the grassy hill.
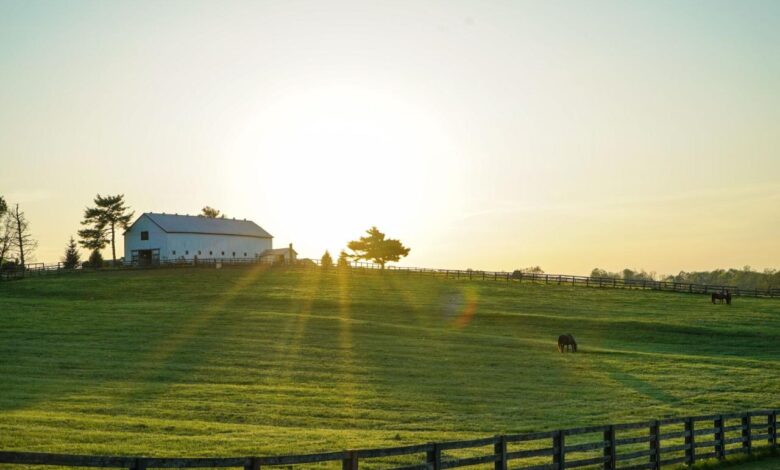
[1,266,778,459]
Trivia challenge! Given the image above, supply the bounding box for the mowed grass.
[1,266,779,459]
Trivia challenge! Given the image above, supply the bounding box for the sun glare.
[227,84,464,252]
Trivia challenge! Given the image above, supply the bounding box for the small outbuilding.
[124,213,277,265]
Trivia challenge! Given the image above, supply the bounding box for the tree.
[347,226,410,269]
[0,197,10,266]
[79,194,134,264]
[87,249,104,268]
[201,206,223,218]
[320,250,333,269]
[337,250,351,269]
[7,204,38,267]
[511,266,544,279]
[62,236,81,269]
[0,212,13,267]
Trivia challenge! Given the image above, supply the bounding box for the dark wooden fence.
[381,265,778,299]
[1,410,777,470]
[2,258,778,299]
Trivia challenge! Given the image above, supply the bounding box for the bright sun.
[227,84,464,253]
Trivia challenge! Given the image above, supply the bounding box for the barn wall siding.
[124,215,169,260]
[124,215,273,263]
[163,233,271,260]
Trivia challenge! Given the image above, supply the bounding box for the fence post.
[685,417,695,465]
[742,413,752,454]
[342,451,358,470]
[649,420,660,470]
[603,425,616,470]
[714,415,725,460]
[769,411,777,447]
[245,457,260,470]
[427,443,441,470]
[494,435,508,470]
[553,431,565,470]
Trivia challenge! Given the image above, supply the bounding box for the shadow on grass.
[607,370,681,405]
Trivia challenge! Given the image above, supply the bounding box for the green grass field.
[1,266,779,463]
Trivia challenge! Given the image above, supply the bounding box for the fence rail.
[1,410,777,470]
[2,257,778,299]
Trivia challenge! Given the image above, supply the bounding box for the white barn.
[124,213,285,265]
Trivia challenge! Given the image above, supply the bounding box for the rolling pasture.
[1,266,779,462]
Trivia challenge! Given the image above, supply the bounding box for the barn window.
[140,231,149,240]
[243,252,247,257]
[185,251,189,255]
[232,252,236,257]
[172,250,176,255]
[198,250,201,255]
[209,251,213,256]
[221,251,225,256]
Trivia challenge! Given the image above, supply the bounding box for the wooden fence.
[1,410,777,470]
[380,266,779,299]
[2,258,778,299]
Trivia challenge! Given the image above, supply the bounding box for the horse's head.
[569,334,578,352]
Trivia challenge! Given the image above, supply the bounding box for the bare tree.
[8,204,37,267]
[0,213,13,266]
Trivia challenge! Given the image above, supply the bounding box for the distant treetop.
[201,206,224,218]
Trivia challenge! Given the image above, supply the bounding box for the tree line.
[589,266,779,290]
[2,192,776,287]
[0,193,136,270]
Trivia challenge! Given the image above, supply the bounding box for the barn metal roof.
[140,213,273,238]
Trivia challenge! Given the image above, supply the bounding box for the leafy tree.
[62,236,81,269]
[347,226,410,269]
[320,250,333,269]
[201,206,223,218]
[86,249,104,268]
[79,194,134,264]
[8,204,37,267]
[337,250,350,269]
[0,196,6,217]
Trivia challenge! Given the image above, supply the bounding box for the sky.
[1,0,779,275]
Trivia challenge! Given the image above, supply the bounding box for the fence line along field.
[1,266,779,461]
[1,409,777,470]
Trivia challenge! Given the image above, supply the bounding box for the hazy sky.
[1,0,778,274]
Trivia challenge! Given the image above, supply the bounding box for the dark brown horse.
[711,291,732,305]
[557,334,577,353]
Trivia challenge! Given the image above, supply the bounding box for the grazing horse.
[711,291,732,305]
[557,334,577,353]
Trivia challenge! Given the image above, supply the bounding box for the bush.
[320,251,333,269]
[86,250,104,268]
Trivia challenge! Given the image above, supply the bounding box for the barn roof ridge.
[132,212,273,239]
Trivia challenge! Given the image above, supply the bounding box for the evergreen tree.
[337,250,351,269]
[87,249,104,268]
[62,236,81,269]
[320,250,333,269]
[79,194,134,264]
